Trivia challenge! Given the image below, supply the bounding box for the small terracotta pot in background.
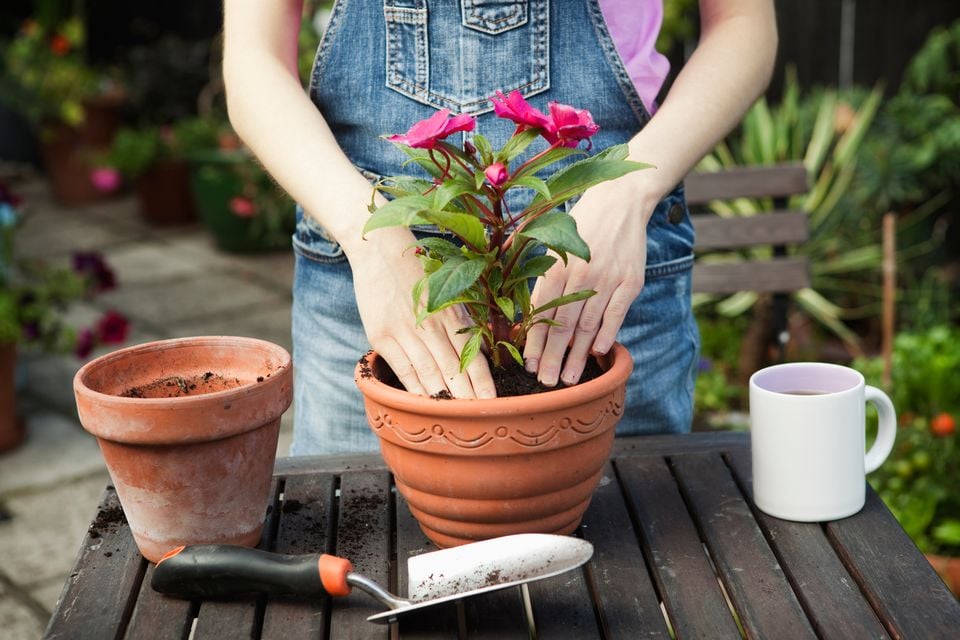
[355,343,633,548]
[135,159,197,226]
[73,336,292,563]
[0,343,26,453]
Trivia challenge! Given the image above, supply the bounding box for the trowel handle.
[151,545,354,599]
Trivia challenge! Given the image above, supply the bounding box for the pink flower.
[491,90,551,131]
[484,162,509,188]
[545,102,600,148]
[96,311,130,345]
[89,167,121,193]
[388,109,476,149]
[229,196,256,218]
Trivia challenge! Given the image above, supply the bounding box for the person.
[222,0,777,454]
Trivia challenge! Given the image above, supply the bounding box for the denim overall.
[292,0,699,454]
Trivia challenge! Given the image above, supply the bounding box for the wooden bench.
[686,163,810,295]
[685,163,810,362]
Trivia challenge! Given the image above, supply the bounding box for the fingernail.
[525,359,538,373]
[561,373,580,386]
[539,370,558,387]
[593,342,610,355]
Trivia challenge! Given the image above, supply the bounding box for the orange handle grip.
[318,554,353,597]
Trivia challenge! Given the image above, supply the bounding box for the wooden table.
[45,433,960,639]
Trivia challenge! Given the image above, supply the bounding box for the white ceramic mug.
[749,362,897,521]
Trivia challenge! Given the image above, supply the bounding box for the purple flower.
[697,357,713,373]
[74,328,94,359]
[96,310,130,344]
[72,252,116,292]
[20,320,40,341]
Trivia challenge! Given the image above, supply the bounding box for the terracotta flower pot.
[355,344,633,547]
[40,99,122,205]
[0,343,26,453]
[73,336,292,563]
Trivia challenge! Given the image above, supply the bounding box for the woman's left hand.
[523,179,658,386]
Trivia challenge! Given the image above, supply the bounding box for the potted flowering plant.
[854,325,960,595]
[354,91,648,547]
[96,123,198,225]
[1,182,129,451]
[0,18,124,204]
[179,116,295,252]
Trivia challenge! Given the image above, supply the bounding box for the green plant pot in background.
[188,151,294,253]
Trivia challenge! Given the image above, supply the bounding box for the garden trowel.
[151,533,593,623]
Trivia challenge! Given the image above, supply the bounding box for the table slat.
[394,494,461,638]
[44,487,147,640]
[329,471,392,640]
[616,456,742,639]
[671,452,817,639]
[526,563,601,639]
[827,490,960,639]
[579,462,669,639]
[725,450,890,639]
[123,563,196,640]
[193,479,281,640]
[261,474,337,639]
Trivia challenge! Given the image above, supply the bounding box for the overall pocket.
[383,0,549,114]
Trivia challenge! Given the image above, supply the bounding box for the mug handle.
[864,385,897,473]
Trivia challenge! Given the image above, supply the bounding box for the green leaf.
[426,256,487,312]
[497,128,541,163]
[505,255,557,286]
[518,210,590,262]
[459,331,484,372]
[432,178,479,210]
[362,195,432,235]
[414,237,462,258]
[375,175,433,199]
[512,281,531,317]
[531,289,596,316]
[497,341,524,367]
[512,146,586,180]
[526,144,651,212]
[473,134,494,166]
[508,175,551,200]
[422,210,488,249]
[495,296,515,321]
[412,276,427,315]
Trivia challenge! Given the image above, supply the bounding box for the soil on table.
[120,372,246,398]
[360,352,604,398]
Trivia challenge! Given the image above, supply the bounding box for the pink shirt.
[597,0,670,114]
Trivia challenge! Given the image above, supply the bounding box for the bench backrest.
[685,164,810,295]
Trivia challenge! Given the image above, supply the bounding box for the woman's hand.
[523,179,657,387]
[347,228,497,399]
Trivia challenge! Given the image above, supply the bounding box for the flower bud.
[484,162,508,188]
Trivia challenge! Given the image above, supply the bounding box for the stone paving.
[0,179,297,639]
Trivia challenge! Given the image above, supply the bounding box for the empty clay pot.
[74,336,292,563]
[355,343,632,547]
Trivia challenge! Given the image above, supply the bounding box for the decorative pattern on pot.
[370,397,624,450]
[355,343,633,548]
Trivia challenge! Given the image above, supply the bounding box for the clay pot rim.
[73,336,291,408]
[355,342,633,417]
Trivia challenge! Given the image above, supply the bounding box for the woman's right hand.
[345,227,497,399]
